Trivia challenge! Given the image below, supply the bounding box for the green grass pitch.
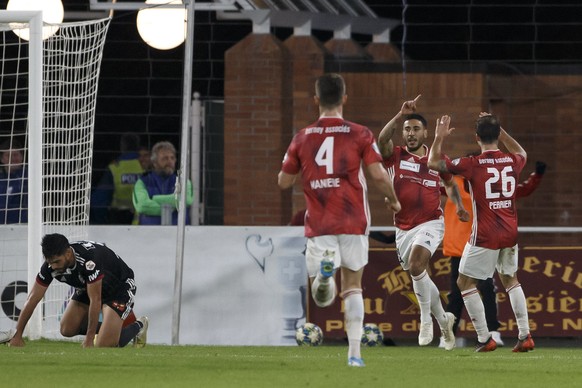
[1,340,581,387]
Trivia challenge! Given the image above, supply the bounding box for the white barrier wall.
[0,226,308,345]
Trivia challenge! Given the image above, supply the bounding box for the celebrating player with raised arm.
[428,113,535,353]
[378,95,468,350]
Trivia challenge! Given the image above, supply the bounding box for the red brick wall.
[224,33,581,245]
[224,33,292,225]
[282,35,327,224]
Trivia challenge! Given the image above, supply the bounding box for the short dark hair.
[315,73,345,109]
[403,113,427,128]
[476,115,501,144]
[41,233,70,258]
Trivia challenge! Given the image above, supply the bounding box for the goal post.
[0,9,43,340]
[0,13,111,340]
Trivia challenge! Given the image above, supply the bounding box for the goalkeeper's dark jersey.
[36,241,135,301]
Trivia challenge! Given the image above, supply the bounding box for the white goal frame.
[1,12,111,340]
[0,10,43,339]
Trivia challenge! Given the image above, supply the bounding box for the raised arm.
[499,128,527,160]
[427,115,453,173]
[378,95,421,159]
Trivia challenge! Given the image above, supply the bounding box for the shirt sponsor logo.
[88,270,100,282]
[428,169,439,176]
[86,260,96,271]
[422,179,437,188]
[399,160,420,172]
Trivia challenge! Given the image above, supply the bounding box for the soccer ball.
[295,323,323,346]
[361,323,383,346]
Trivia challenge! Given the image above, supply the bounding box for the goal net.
[0,13,110,340]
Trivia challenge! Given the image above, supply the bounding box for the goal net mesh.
[0,16,110,339]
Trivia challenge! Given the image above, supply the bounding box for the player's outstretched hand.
[435,115,454,138]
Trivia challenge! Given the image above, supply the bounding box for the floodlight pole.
[172,0,196,346]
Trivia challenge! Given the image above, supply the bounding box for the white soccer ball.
[295,322,323,346]
[361,323,384,346]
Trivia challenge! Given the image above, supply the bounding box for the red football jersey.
[384,145,452,230]
[445,149,526,249]
[281,117,382,237]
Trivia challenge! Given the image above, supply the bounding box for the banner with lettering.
[309,247,582,339]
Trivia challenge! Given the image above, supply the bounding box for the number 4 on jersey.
[315,137,334,174]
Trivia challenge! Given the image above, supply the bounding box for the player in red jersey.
[378,96,469,350]
[428,113,535,353]
[442,159,546,348]
[278,73,400,367]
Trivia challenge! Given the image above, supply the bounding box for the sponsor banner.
[3,225,579,344]
[310,247,582,339]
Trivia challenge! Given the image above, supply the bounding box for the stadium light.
[6,0,64,40]
[136,0,187,50]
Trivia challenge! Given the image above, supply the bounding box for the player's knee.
[408,261,426,277]
[59,323,78,337]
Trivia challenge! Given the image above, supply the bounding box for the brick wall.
[224,32,581,246]
[224,33,292,225]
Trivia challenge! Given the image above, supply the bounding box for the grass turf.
[1,340,581,388]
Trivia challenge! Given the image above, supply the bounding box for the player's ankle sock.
[311,275,336,307]
[429,279,447,327]
[412,270,432,324]
[507,283,530,339]
[118,321,142,347]
[342,289,364,359]
[462,288,489,343]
